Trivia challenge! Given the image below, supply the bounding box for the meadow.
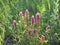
[0,0,60,45]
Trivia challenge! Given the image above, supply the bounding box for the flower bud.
[36,12,40,24]
[19,11,22,18]
[28,30,32,35]
[25,9,29,18]
[13,20,16,27]
[31,15,35,25]
[41,35,45,41]
[25,30,32,37]
[46,25,50,32]
[33,29,37,35]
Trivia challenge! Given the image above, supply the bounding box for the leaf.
[37,4,46,14]
[44,40,48,43]
[22,30,26,34]
[47,0,50,9]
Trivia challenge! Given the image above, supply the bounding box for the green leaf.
[44,40,48,43]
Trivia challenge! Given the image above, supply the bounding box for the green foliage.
[0,0,60,45]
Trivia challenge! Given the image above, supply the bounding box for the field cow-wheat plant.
[0,0,60,45]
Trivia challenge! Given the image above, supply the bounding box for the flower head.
[25,30,32,37]
[31,15,35,25]
[19,11,22,18]
[13,20,16,27]
[41,35,45,41]
[36,12,40,24]
[33,29,37,35]
[28,30,32,35]
[25,9,29,18]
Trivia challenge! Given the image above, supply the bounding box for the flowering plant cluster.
[0,0,59,45]
[12,9,51,45]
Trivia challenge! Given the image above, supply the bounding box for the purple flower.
[25,9,29,18]
[25,30,32,37]
[41,35,45,41]
[31,15,35,25]
[33,29,37,35]
[28,30,32,35]
[13,20,16,27]
[36,12,40,24]
[19,11,22,18]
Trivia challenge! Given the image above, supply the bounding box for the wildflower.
[28,30,32,35]
[46,25,50,32]
[13,20,16,27]
[36,12,40,24]
[25,9,29,18]
[33,29,37,35]
[41,35,45,41]
[25,9,29,26]
[31,15,35,25]
[25,30,32,37]
[19,11,22,18]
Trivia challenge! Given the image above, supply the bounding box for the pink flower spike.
[33,29,37,35]
[19,11,22,18]
[13,20,16,27]
[41,35,45,41]
[25,9,29,17]
[36,12,40,24]
[31,15,35,25]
